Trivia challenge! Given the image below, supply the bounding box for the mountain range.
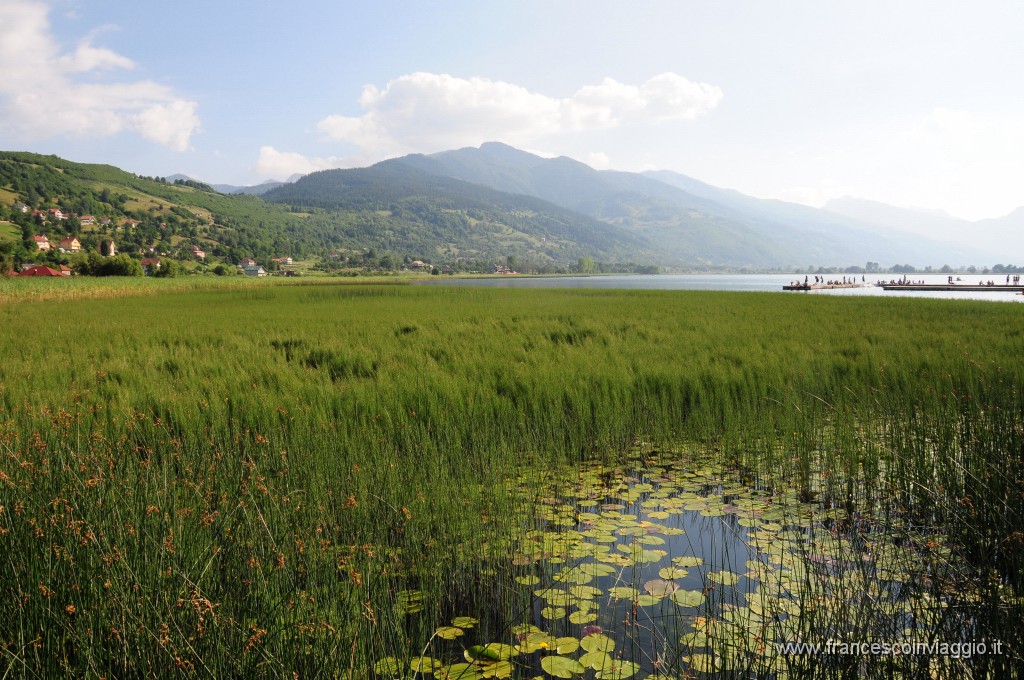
[3,144,1018,270]
[261,142,1002,268]
[823,196,1024,260]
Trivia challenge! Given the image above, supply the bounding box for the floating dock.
[782,283,867,291]
[878,284,1024,292]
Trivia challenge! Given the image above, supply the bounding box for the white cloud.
[316,72,722,159]
[0,0,199,151]
[255,146,347,180]
[874,108,1024,220]
[587,152,612,170]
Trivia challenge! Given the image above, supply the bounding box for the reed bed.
[0,284,1020,677]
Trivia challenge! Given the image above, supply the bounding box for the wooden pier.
[782,283,867,291]
[878,284,1024,292]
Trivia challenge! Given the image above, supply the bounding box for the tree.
[577,256,597,274]
[153,258,181,278]
[95,254,142,277]
[0,240,15,274]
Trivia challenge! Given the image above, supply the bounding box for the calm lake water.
[419,273,1024,302]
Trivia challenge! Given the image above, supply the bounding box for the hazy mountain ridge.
[824,197,1023,260]
[382,142,985,267]
[165,173,290,196]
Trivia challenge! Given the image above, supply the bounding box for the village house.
[12,202,29,213]
[242,264,267,277]
[489,263,517,274]
[190,245,206,260]
[47,208,66,221]
[271,256,293,265]
[19,265,63,277]
[99,217,112,226]
[32,235,50,251]
[408,260,428,270]
[239,258,257,267]
[140,258,161,274]
[59,236,81,253]
[100,240,117,257]
[80,215,96,226]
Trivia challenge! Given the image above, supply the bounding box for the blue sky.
[1,0,1022,220]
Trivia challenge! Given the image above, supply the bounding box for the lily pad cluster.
[377,455,968,678]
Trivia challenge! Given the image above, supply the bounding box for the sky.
[1,0,1022,221]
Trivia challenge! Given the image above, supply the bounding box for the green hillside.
[0,151,658,274]
[261,160,656,264]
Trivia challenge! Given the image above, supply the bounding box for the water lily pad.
[553,568,593,585]
[616,544,666,563]
[580,633,615,653]
[594,661,639,679]
[579,650,612,670]
[541,606,566,620]
[708,570,740,586]
[452,616,478,628]
[437,663,482,680]
[481,660,513,678]
[644,579,680,596]
[607,586,639,599]
[670,589,706,607]
[410,657,442,674]
[516,575,541,586]
[374,657,402,675]
[466,645,501,662]
[568,610,598,624]
[435,626,464,640]
[580,563,617,577]
[596,552,633,566]
[396,589,424,615]
[540,655,586,677]
[512,623,541,636]
[549,636,578,654]
[672,556,704,567]
[658,566,689,579]
[518,632,559,653]
[569,585,602,600]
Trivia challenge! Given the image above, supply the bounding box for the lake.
[419,273,1024,302]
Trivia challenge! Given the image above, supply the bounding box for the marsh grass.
[0,284,1021,676]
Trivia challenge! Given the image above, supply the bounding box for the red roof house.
[19,265,63,277]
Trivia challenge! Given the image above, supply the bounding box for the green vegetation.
[263,159,653,265]
[0,221,18,242]
[0,284,1021,677]
[0,152,656,275]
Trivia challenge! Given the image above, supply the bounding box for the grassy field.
[0,220,19,242]
[0,283,1021,677]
